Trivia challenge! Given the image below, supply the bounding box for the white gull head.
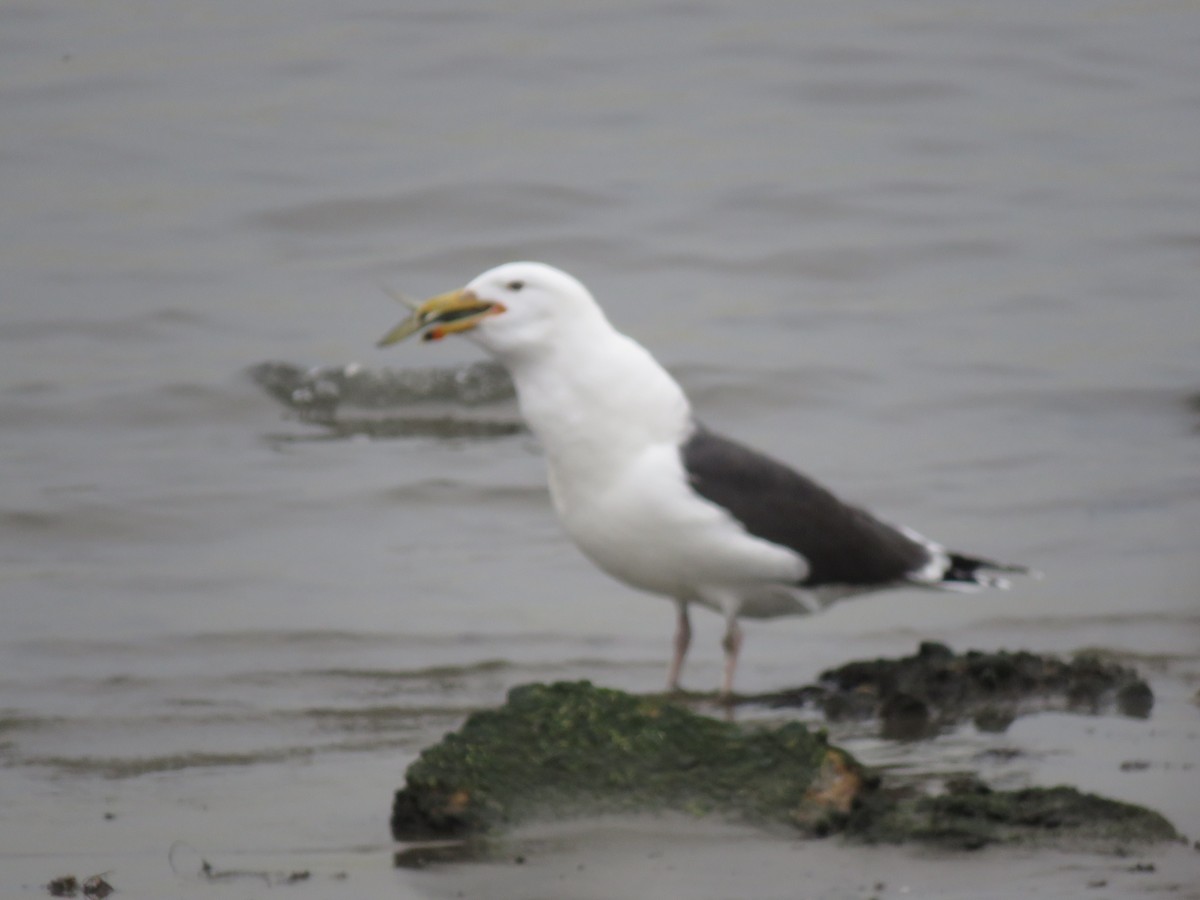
[460,262,613,364]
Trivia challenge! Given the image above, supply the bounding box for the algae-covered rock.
[391,681,865,839]
[851,780,1178,851]
[390,680,1178,851]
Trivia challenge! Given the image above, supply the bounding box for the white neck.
[503,324,692,505]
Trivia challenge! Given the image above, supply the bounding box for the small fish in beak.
[377,288,505,346]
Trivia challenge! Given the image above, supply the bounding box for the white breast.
[508,330,804,601]
[550,441,805,598]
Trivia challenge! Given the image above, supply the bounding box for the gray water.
[3,1,1199,896]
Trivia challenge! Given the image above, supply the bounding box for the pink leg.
[666,601,691,692]
[719,617,743,700]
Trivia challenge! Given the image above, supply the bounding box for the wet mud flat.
[399,822,1200,900]
[19,647,1198,900]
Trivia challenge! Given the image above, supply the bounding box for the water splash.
[249,360,513,413]
[248,360,521,440]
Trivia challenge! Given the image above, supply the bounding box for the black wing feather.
[681,427,930,587]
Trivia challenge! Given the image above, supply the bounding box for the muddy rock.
[755,642,1154,731]
[851,779,1178,851]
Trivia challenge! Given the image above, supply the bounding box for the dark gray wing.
[681,426,931,588]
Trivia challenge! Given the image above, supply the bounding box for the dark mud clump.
[755,642,1154,735]
[390,681,1176,851]
[850,777,1178,851]
[391,681,866,840]
[44,874,114,899]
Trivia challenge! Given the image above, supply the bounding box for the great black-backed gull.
[378,262,1029,697]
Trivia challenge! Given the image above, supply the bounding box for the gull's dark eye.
[506,280,525,292]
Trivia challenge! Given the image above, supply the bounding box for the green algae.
[391,681,862,839]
